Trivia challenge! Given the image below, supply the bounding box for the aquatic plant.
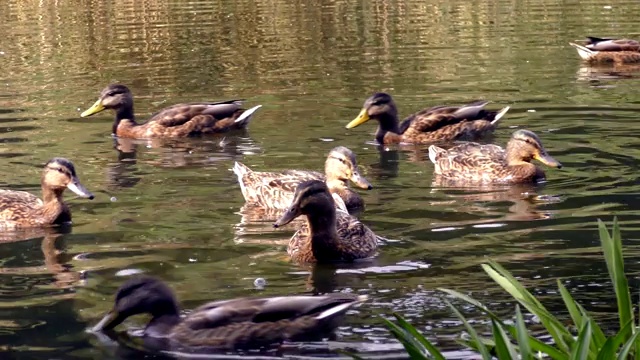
[379,218,640,359]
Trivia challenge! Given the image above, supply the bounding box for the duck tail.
[232,162,252,199]
[234,105,263,126]
[569,42,596,61]
[491,106,511,125]
[428,145,445,164]
[316,295,368,321]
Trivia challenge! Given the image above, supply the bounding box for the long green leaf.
[570,320,591,360]
[595,320,634,360]
[381,317,428,359]
[441,287,567,359]
[598,219,633,337]
[483,262,571,352]
[558,280,583,329]
[515,305,532,359]
[492,319,518,359]
[445,300,492,359]
[617,327,640,360]
[392,313,446,360]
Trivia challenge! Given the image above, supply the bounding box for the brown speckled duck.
[81,84,262,138]
[0,158,94,228]
[428,129,562,184]
[91,276,367,350]
[233,146,372,214]
[570,36,640,64]
[273,180,378,263]
[346,92,510,144]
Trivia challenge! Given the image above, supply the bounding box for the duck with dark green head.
[274,180,379,263]
[346,92,510,144]
[91,276,367,350]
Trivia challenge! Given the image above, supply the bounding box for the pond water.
[1,0,640,358]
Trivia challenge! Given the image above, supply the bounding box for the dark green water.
[1,0,640,358]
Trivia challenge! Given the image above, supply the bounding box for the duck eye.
[56,168,65,174]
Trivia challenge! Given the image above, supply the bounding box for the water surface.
[1,0,640,358]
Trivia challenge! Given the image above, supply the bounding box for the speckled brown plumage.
[346,93,510,144]
[273,180,378,263]
[570,36,640,65]
[81,84,262,138]
[91,276,366,350]
[0,158,94,228]
[233,146,372,214]
[428,130,562,184]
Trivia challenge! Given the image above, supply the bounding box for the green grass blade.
[515,305,532,359]
[392,313,446,360]
[617,327,640,360]
[570,320,591,360]
[445,300,492,359]
[381,317,429,359]
[438,288,501,319]
[492,319,518,359]
[483,262,571,352]
[441,286,569,358]
[598,219,633,336]
[558,279,583,328]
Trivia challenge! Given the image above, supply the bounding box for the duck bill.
[67,178,95,199]
[274,207,300,228]
[535,152,563,169]
[345,109,370,129]
[350,171,372,190]
[92,311,122,332]
[81,99,106,117]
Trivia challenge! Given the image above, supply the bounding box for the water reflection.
[430,181,558,225]
[106,134,261,190]
[576,64,640,84]
[0,226,83,289]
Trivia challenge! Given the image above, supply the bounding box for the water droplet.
[254,278,267,288]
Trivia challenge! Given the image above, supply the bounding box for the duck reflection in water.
[107,134,262,190]
[0,226,83,289]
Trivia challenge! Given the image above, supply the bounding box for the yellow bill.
[81,99,106,117]
[345,108,370,129]
[535,152,562,169]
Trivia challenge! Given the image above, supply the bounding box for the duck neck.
[325,177,348,192]
[304,198,341,259]
[40,184,65,224]
[146,313,181,337]
[375,112,401,143]
[114,106,137,134]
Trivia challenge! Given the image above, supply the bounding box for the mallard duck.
[91,276,367,350]
[0,158,94,228]
[273,180,378,263]
[233,146,372,214]
[80,84,262,138]
[346,93,510,144]
[428,129,562,184]
[570,36,640,64]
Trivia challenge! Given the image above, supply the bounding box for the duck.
[428,129,562,184]
[91,276,367,350]
[0,158,94,228]
[570,36,640,64]
[273,180,378,263]
[233,146,372,214]
[346,92,510,144]
[80,84,262,138]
